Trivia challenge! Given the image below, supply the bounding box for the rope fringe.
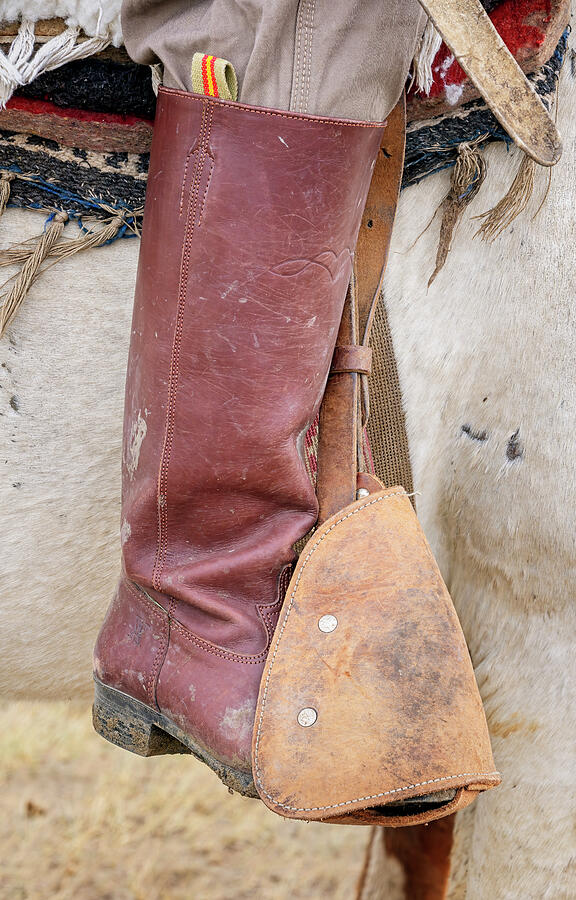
[475,153,537,241]
[0,210,130,336]
[428,139,487,286]
[0,211,68,336]
[150,63,163,96]
[0,18,112,109]
[413,19,443,96]
[0,214,126,267]
[0,171,15,217]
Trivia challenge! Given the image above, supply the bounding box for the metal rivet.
[318,614,338,633]
[297,707,317,727]
[356,488,370,499]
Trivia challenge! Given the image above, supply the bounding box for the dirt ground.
[0,700,368,899]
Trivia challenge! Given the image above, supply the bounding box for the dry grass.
[0,701,367,899]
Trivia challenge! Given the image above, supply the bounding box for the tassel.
[0,19,33,107]
[428,140,487,286]
[0,214,125,266]
[0,18,35,106]
[7,18,35,68]
[19,27,111,85]
[413,19,443,96]
[475,153,536,242]
[0,20,111,109]
[50,215,125,259]
[0,211,68,336]
[0,171,15,217]
[150,64,163,96]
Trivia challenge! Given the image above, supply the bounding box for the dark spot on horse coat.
[9,395,20,412]
[461,423,488,442]
[506,430,523,461]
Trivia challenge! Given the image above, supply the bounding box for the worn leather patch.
[253,487,500,824]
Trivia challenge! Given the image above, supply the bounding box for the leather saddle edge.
[417,0,562,165]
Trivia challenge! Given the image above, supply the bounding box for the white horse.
[1,32,575,900]
[359,38,576,899]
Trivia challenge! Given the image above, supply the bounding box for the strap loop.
[191,53,238,100]
[330,345,372,376]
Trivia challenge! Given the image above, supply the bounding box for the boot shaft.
[95,88,385,779]
[121,88,385,650]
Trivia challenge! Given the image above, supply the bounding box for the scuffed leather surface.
[95,87,384,770]
[94,576,168,709]
[253,486,500,823]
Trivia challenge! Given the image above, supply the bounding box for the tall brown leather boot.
[92,86,385,795]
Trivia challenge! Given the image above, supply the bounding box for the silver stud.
[356,488,370,499]
[318,614,338,633]
[297,707,317,727]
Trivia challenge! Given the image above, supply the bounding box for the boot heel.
[92,679,189,757]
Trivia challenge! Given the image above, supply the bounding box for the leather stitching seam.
[148,595,175,709]
[253,489,501,811]
[124,578,165,627]
[153,107,210,588]
[257,599,283,647]
[152,100,214,591]
[120,579,169,706]
[179,152,192,216]
[255,772,501,813]
[129,581,269,665]
[171,618,268,664]
[158,87,386,128]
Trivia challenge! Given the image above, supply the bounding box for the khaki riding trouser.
[122,0,426,121]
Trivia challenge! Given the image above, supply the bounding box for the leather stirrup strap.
[316,97,410,524]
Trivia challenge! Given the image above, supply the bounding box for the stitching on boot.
[152,99,214,592]
[119,579,170,707]
[171,619,269,664]
[131,580,271,665]
[148,595,176,709]
[253,489,501,811]
[257,564,292,646]
[179,152,192,216]
[159,88,385,128]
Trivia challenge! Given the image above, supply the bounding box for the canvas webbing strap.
[316,97,413,524]
[191,53,238,100]
[366,301,414,497]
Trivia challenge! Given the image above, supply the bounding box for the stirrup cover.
[253,483,500,826]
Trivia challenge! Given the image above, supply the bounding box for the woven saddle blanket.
[0,0,568,236]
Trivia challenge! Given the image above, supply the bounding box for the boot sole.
[92,677,257,798]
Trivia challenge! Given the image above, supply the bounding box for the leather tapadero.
[253,480,500,824]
